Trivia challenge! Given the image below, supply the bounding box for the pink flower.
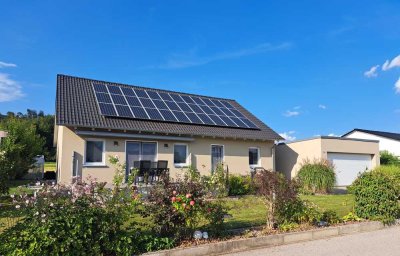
[171,197,176,202]
[172,191,177,195]
[190,200,195,206]
[182,203,186,208]
[186,193,192,199]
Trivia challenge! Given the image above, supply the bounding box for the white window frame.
[173,143,189,168]
[124,140,159,162]
[210,144,225,171]
[83,139,106,166]
[249,147,260,168]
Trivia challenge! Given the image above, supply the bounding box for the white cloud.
[364,65,379,78]
[279,131,296,141]
[154,42,292,69]
[0,73,24,102]
[382,54,400,71]
[283,110,300,117]
[395,77,400,94]
[318,104,327,109]
[327,133,339,137]
[0,61,17,68]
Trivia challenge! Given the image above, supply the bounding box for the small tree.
[254,170,298,229]
[0,118,45,193]
[380,150,400,166]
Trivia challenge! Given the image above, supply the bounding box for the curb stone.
[144,221,388,256]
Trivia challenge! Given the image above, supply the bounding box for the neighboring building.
[276,136,380,186]
[0,131,7,143]
[342,129,400,156]
[54,75,282,184]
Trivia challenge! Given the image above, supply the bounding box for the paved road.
[224,226,400,256]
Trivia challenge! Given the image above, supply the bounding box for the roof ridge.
[355,128,400,136]
[58,74,236,102]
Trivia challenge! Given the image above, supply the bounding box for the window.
[211,145,224,172]
[249,147,260,167]
[85,140,105,165]
[174,144,188,167]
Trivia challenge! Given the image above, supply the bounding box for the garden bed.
[145,220,387,256]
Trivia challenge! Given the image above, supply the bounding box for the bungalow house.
[54,75,282,184]
[342,129,400,156]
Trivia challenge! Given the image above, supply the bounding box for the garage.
[276,136,380,186]
[327,153,372,186]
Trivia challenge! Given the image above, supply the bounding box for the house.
[342,129,400,156]
[276,136,380,186]
[54,75,282,184]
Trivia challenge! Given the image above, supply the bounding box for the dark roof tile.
[56,74,282,141]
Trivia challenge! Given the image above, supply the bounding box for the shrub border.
[144,221,397,256]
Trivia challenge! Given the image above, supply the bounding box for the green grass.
[301,194,355,217]
[44,162,56,172]
[222,196,266,230]
[222,194,355,230]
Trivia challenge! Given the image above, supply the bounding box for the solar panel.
[108,85,122,95]
[121,87,136,97]
[147,91,161,100]
[134,89,149,98]
[96,93,112,104]
[139,98,156,108]
[131,106,149,119]
[92,83,259,129]
[172,111,190,123]
[125,96,141,106]
[98,103,117,116]
[111,94,127,105]
[145,108,163,120]
[159,109,177,121]
[115,105,133,118]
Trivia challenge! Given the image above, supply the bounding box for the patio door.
[126,141,157,178]
[211,145,224,173]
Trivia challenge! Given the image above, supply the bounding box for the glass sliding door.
[126,142,141,178]
[211,145,224,173]
[126,141,157,179]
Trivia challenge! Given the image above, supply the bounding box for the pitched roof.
[342,128,400,142]
[56,74,282,141]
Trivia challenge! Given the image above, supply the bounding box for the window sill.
[83,164,108,168]
[174,164,189,168]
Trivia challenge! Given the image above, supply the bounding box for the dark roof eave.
[60,124,279,142]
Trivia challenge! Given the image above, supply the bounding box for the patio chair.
[155,160,169,181]
[139,160,152,184]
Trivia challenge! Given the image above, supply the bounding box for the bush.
[297,158,336,194]
[144,169,227,240]
[0,155,161,255]
[254,170,299,229]
[321,210,341,225]
[350,171,399,222]
[380,150,400,166]
[203,163,229,198]
[373,165,400,198]
[228,175,253,196]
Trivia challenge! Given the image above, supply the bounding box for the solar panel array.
[92,83,259,129]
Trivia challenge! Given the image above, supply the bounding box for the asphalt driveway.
[224,226,400,256]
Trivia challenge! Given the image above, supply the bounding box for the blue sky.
[1,0,400,140]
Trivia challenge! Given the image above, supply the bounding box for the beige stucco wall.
[276,137,380,180]
[56,125,274,184]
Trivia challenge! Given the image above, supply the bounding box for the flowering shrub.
[0,155,150,256]
[145,169,227,240]
[203,163,229,198]
[202,201,227,234]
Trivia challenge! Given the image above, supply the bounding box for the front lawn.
[44,162,56,172]
[222,194,355,230]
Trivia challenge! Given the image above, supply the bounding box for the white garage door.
[327,153,372,186]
